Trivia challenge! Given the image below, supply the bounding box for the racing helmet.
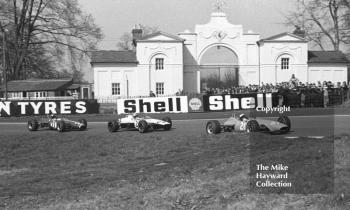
[50,114,57,119]
[239,114,248,121]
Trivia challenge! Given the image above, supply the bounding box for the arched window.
[150,53,167,71]
[281,57,290,70]
[155,58,164,70]
[276,54,293,71]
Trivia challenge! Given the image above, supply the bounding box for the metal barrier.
[272,88,349,108]
[97,94,180,103]
[0,96,78,101]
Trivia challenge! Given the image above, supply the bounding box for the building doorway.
[199,45,239,91]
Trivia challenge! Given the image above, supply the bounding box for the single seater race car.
[108,113,172,133]
[28,114,87,132]
[206,114,291,135]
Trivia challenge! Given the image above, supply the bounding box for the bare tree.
[223,69,237,88]
[285,0,350,51]
[201,73,222,89]
[0,0,102,81]
[117,33,133,51]
[116,24,158,50]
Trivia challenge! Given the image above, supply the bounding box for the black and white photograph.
[0,0,350,209]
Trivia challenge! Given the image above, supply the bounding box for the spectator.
[278,94,284,107]
[149,91,156,97]
[323,87,329,108]
[289,74,300,88]
[300,90,306,107]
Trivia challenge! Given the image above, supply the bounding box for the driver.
[239,114,248,122]
[239,114,248,131]
[50,114,57,119]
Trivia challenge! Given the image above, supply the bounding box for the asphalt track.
[0,115,349,137]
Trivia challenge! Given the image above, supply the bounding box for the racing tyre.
[246,120,259,133]
[138,120,148,133]
[28,119,39,131]
[162,116,172,131]
[78,118,87,131]
[277,116,291,132]
[108,120,120,133]
[57,121,66,132]
[206,120,221,135]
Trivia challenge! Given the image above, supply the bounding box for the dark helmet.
[50,114,57,119]
[239,114,248,121]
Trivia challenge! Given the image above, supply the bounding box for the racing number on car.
[134,120,139,129]
[239,122,247,131]
[50,121,57,128]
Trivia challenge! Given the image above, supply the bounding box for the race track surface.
[0,115,349,137]
[1,112,349,209]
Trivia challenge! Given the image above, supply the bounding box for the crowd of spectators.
[203,75,348,95]
[202,74,349,107]
[147,74,349,107]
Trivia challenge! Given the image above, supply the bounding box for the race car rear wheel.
[78,118,87,131]
[162,116,172,130]
[277,116,291,132]
[138,120,148,133]
[28,119,39,131]
[57,121,66,132]
[108,120,120,133]
[246,120,259,133]
[206,120,221,134]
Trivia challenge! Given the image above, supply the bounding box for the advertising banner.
[203,93,274,112]
[0,100,99,117]
[117,96,188,114]
[187,94,204,113]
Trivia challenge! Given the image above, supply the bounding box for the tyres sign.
[203,93,273,111]
[0,100,99,117]
[117,96,188,114]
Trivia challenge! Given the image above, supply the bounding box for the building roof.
[259,32,307,42]
[90,50,138,64]
[66,83,82,90]
[0,78,73,92]
[139,31,184,42]
[308,51,349,64]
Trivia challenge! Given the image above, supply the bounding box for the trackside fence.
[1,89,349,116]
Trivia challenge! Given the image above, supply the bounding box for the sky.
[78,0,298,50]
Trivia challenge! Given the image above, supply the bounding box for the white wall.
[136,40,184,95]
[179,12,262,90]
[259,41,308,84]
[92,12,348,98]
[308,64,348,84]
[93,63,138,98]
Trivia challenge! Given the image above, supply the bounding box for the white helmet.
[239,114,248,121]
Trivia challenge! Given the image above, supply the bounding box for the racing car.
[206,114,291,135]
[107,113,172,133]
[27,114,87,132]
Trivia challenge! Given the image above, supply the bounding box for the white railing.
[0,96,78,101]
[97,94,180,103]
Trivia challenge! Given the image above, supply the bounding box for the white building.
[91,11,349,99]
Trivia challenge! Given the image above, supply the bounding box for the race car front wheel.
[162,116,172,130]
[246,120,259,133]
[108,120,120,133]
[28,119,39,131]
[78,118,88,131]
[277,116,291,132]
[206,120,221,134]
[57,121,66,132]
[138,120,148,133]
